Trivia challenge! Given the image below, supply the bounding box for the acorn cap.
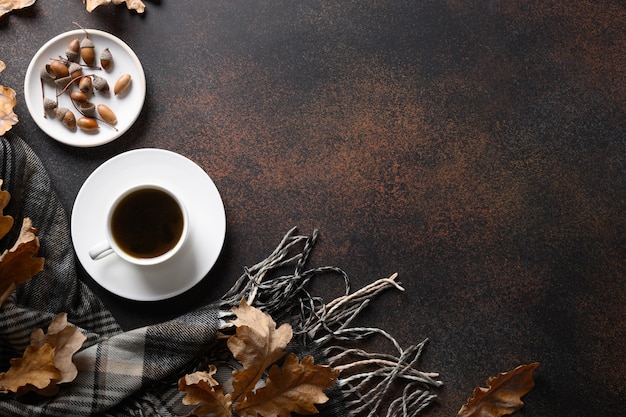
[54,76,72,89]
[43,98,57,112]
[92,75,109,92]
[80,37,94,49]
[100,48,113,64]
[55,107,70,121]
[66,39,80,62]
[68,62,83,78]
[79,102,97,118]
[40,65,56,84]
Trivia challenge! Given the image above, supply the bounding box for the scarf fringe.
[219,227,442,417]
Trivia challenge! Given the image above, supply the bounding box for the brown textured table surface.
[1,1,624,416]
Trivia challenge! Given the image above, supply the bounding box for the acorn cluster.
[40,24,132,132]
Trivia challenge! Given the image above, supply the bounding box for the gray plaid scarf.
[0,133,441,417]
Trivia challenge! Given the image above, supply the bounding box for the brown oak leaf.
[0,0,36,18]
[236,353,339,417]
[1,61,18,135]
[29,313,87,387]
[457,362,540,417]
[0,344,60,394]
[0,84,18,136]
[0,179,13,239]
[83,0,145,13]
[179,301,337,417]
[179,365,233,417]
[0,216,45,306]
[0,313,86,395]
[228,298,293,399]
[0,180,44,305]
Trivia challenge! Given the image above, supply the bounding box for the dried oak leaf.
[83,0,145,13]
[29,313,87,388]
[0,83,18,136]
[457,362,540,417]
[0,59,18,134]
[0,313,86,395]
[0,179,14,239]
[180,301,337,416]
[236,353,339,417]
[0,344,60,394]
[228,298,293,397]
[0,216,45,306]
[0,0,36,18]
[179,365,233,417]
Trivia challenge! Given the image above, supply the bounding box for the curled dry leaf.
[0,313,87,395]
[0,0,36,18]
[178,299,338,417]
[180,365,233,417]
[83,0,145,13]
[228,298,293,398]
[457,362,540,417]
[0,180,44,306]
[236,353,339,417]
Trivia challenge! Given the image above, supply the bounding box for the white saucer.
[71,149,226,301]
[24,29,146,147]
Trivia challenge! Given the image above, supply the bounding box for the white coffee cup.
[88,184,189,266]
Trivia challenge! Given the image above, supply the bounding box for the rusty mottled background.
[1,1,624,416]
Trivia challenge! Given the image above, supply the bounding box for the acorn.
[79,76,93,95]
[40,64,56,84]
[73,21,96,66]
[68,62,83,79]
[56,108,76,130]
[77,117,99,131]
[97,104,117,124]
[100,48,113,70]
[49,60,69,78]
[70,91,89,103]
[80,36,95,66]
[92,75,109,93]
[66,38,80,62]
[114,73,131,95]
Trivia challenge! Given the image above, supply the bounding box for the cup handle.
[89,240,114,260]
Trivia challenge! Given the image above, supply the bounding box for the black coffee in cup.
[110,187,185,259]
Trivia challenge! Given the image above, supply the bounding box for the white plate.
[24,29,146,147]
[71,149,226,301]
